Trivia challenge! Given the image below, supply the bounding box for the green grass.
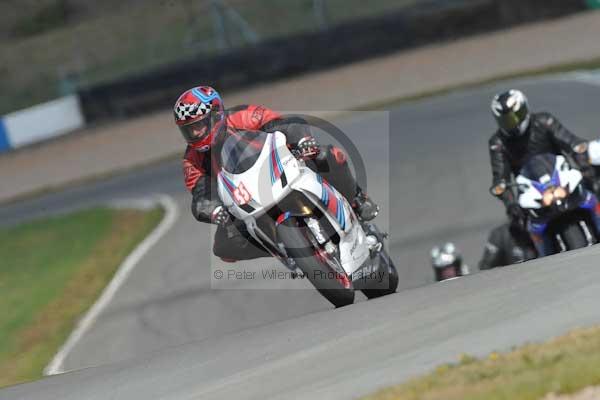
[363,326,600,400]
[0,206,163,388]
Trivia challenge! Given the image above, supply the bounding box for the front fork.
[362,222,387,253]
[527,222,554,258]
[579,191,600,233]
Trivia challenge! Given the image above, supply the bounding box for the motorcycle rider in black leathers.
[482,89,593,268]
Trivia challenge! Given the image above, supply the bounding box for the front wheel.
[557,220,593,251]
[362,250,399,299]
[277,218,355,308]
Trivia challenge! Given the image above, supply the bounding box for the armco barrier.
[78,0,587,124]
[0,95,85,153]
[0,119,10,153]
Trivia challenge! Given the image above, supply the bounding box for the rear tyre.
[362,251,399,299]
[277,218,355,308]
[559,220,590,251]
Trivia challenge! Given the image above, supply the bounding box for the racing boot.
[352,189,379,221]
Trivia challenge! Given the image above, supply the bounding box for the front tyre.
[362,250,399,299]
[558,220,591,251]
[277,218,355,308]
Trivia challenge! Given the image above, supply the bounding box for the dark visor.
[179,117,211,143]
[496,104,528,133]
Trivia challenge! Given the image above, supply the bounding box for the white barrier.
[0,95,85,152]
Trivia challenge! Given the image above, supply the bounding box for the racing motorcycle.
[513,153,600,256]
[216,130,398,307]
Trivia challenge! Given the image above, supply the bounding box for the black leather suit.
[483,112,589,269]
[489,111,588,209]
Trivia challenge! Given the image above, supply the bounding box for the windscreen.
[519,154,557,181]
[220,130,269,174]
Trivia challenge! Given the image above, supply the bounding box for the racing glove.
[571,142,600,196]
[506,203,526,230]
[210,205,231,227]
[191,176,231,226]
[294,136,321,160]
[572,142,594,176]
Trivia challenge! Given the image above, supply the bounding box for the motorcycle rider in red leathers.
[175,86,379,262]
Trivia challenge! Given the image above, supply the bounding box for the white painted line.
[569,70,600,87]
[43,194,179,375]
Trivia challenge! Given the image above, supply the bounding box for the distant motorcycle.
[217,130,398,307]
[430,242,469,282]
[514,153,600,256]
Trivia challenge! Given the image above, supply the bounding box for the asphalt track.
[2,75,600,399]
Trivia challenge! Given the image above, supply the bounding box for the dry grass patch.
[364,326,600,400]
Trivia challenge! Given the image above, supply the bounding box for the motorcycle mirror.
[489,182,507,196]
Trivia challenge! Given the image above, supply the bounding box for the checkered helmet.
[174,86,225,150]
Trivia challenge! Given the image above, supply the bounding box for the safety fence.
[76,0,587,123]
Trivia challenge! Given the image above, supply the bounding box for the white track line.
[44,194,179,375]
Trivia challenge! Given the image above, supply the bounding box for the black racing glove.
[210,205,231,227]
[294,136,320,160]
[506,203,526,230]
[570,142,600,196]
[572,142,594,177]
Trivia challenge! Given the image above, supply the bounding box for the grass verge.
[0,206,164,388]
[362,325,600,400]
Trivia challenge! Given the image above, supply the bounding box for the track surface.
[2,76,600,398]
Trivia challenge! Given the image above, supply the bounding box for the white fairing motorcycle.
[515,153,600,256]
[216,130,398,307]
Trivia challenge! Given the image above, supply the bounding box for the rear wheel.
[277,218,355,308]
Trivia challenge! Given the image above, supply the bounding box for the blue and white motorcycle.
[216,130,398,307]
[515,153,600,256]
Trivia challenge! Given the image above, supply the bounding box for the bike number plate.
[233,182,251,205]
